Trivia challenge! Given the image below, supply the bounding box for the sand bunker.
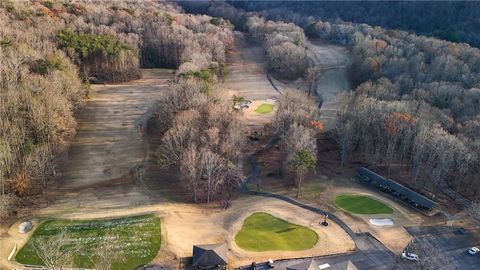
[369,218,394,226]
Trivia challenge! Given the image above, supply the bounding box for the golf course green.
[235,212,318,251]
[334,194,394,215]
[254,103,274,114]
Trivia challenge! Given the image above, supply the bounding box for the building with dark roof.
[356,167,438,213]
[192,243,228,270]
[284,259,358,270]
[286,259,319,270]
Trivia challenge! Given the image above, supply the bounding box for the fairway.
[235,212,318,251]
[254,103,274,114]
[15,215,161,269]
[335,194,394,215]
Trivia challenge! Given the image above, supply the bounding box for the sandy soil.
[59,69,173,189]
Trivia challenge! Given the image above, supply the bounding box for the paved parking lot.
[406,226,480,269]
[241,233,396,270]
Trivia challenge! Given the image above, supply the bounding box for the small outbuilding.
[287,259,358,270]
[356,167,438,213]
[192,243,228,270]
[286,259,319,270]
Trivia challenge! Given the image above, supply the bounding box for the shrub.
[30,56,64,75]
[56,29,133,60]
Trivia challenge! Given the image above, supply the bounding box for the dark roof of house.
[357,167,438,209]
[329,260,358,270]
[286,259,358,270]
[192,243,228,267]
[286,259,318,270]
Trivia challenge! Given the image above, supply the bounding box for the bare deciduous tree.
[89,232,125,270]
[32,230,77,270]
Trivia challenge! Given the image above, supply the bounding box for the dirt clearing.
[59,69,173,189]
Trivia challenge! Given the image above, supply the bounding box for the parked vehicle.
[401,252,419,261]
[468,247,479,255]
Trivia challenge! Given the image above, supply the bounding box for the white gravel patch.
[369,218,394,226]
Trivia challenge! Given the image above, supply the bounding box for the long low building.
[356,167,438,213]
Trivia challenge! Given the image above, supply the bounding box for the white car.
[468,247,479,255]
[401,252,419,261]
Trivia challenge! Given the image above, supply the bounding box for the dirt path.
[59,69,173,189]
[306,39,350,130]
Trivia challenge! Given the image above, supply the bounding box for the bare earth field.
[59,69,174,189]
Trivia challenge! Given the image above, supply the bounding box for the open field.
[59,69,173,189]
[334,194,394,215]
[16,215,161,269]
[235,212,318,251]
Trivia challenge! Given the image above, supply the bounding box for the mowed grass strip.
[254,103,274,114]
[235,212,318,251]
[16,214,161,270]
[335,194,394,215]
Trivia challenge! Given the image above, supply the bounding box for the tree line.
[0,3,85,219]
[182,1,309,79]
[229,1,480,48]
[274,91,321,198]
[313,22,480,198]
[151,80,245,204]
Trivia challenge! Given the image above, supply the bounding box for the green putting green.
[235,212,318,251]
[254,103,274,114]
[334,194,394,215]
[15,215,161,270]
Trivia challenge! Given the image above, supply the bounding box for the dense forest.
[0,0,235,219]
[183,1,480,199]
[229,1,480,48]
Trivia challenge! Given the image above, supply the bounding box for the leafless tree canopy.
[393,241,454,270]
[153,77,245,203]
[32,230,76,270]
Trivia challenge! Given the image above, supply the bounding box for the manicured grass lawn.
[254,103,274,114]
[16,214,161,270]
[334,194,394,215]
[235,212,318,251]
